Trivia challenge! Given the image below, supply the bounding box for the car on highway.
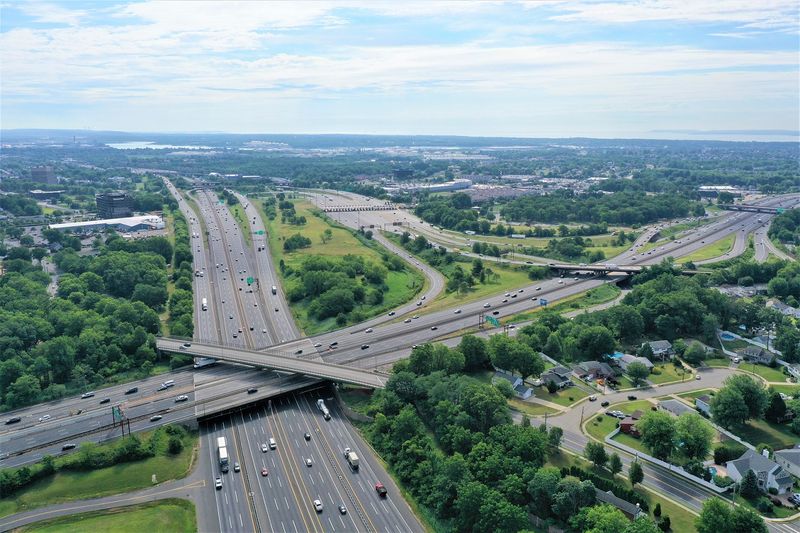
[338,504,347,515]
[304,432,311,441]
[483,303,491,308]
[536,287,542,291]
[99,398,110,404]
[295,349,303,355]
[601,401,610,407]
[329,342,338,348]
[365,328,374,333]
[150,415,163,422]
[375,482,388,497]
[38,414,51,422]
[215,477,223,490]
[588,395,597,402]
[125,387,138,395]
[5,416,22,425]
[454,309,462,314]
[261,443,268,453]
[696,375,701,380]
[261,467,268,476]
[62,443,77,451]
[175,395,189,402]
[492,310,500,315]
[431,326,438,331]
[305,457,313,467]
[412,315,419,319]
[313,499,324,512]
[234,462,241,472]
[502,298,508,303]
[361,344,370,349]
[81,392,95,399]
[404,318,412,323]
[247,388,258,394]
[518,289,524,293]
[627,395,637,401]
[388,311,395,316]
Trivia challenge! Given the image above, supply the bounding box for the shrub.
[658,516,670,532]
[713,442,747,464]
[756,498,773,514]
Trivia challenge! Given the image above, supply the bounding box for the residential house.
[766,298,800,320]
[619,410,643,437]
[594,489,645,520]
[493,371,533,400]
[540,366,573,390]
[644,340,674,360]
[726,449,794,495]
[695,395,712,416]
[618,354,654,372]
[573,361,615,380]
[739,346,775,366]
[659,399,694,417]
[774,446,800,479]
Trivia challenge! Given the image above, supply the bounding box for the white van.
[162,380,175,388]
[269,438,277,450]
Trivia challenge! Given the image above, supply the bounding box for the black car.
[99,398,111,404]
[61,443,77,451]
[361,344,369,350]
[627,395,637,401]
[304,432,311,441]
[125,387,138,395]
[492,311,500,315]
[295,349,303,355]
[247,388,258,394]
[5,416,21,425]
[601,401,610,407]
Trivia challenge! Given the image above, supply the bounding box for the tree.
[711,386,748,428]
[627,361,650,387]
[167,436,184,455]
[527,466,561,517]
[320,228,333,243]
[6,374,42,407]
[576,326,616,360]
[551,477,596,519]
[570,504,629,533]
[638,410,676,460]
[458,335,490,371]
[683,341,708,365]
[626,517,661,533]
[548,426,563,453]
[724,375,768,420]
[696,497,767,533]
[584,441,608,469]
[675,413,714,460]
[609,453,623,476]
[764,392,787,423]
[629,461,644,487]
[494,379,514,399]
[739,469,760,498]
[729,505,768,533]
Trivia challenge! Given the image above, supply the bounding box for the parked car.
[627,395,637,401]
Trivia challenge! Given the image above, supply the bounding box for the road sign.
[485,316,500,327]
[540,298,548,307]
[246,277,254,285]
[777,208,785,214]
[256,230,264,235]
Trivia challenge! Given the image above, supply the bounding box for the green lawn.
[770,384,800,398]
[732,418,798,450]
[743,363,787,383]
[18,499,196,533]
[647,363,691,384]
[736,494,798,519]
[679,233,736,263]
[677,389,717,401]
[505,284,621,324]
[230,203,252,246]
[338,386,375,416]
[611,375,636,390]
[536,381,588,407]
[0,430,196,518]
[706,358,732,368]
[585,413,620,441]
[508,398,559,417]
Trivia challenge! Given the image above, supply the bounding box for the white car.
[313,499,324,512]
[215,477,223,490]
[261,443,268,453]
[454,309,462,314]
[38,414,51,422]
[365,328,373,333]
[483,303,491,308]
[404,318,412,323]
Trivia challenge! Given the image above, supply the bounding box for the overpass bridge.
[157,338,388,389]
[322,204,398,212]
[721,204,780,214]
[547,263,706,276]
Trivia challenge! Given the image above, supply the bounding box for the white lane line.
[239,513,244,528]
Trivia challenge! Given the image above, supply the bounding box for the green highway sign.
[246,277,254,285]
[485,316,500,327]
[256,230,265,235]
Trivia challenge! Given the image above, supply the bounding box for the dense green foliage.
[0,193,42,216]
[767,208,799,245]
[0,425,191,498]
[500,190,703,226]
[167,210,194,338]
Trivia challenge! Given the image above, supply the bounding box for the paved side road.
[0,469,205,531]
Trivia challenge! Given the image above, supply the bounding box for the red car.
[261,468,268,477]
[375,482,387,497]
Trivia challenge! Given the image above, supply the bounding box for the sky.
[1,0,798,139]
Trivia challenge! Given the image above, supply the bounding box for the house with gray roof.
[738,346,775,365]
[695,394,712,416]
[644,340,673,360]
[573,361,615,380]
[774,446,800,479]
[618,354,654,372]
[659,399,693,417]
[493,370,533,400]
[594,489,645,520]
[540,366,573,390]
[726,449,794,495]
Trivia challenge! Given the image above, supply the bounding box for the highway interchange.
[2,183,798,532]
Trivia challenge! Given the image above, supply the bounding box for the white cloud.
[16,2,86,26]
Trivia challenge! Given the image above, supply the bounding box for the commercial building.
[31,166,57,184]
[49,215,164,234]
[96,192,133,218]
[383,179,472,194]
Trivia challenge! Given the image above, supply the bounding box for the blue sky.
[1,1,798,139]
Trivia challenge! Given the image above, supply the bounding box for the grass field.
[537,380,589,407]
[257,199,424,334]
[677,388,716,401]
[647,363,692,384]
[505,284,621,324]
[230,203,252,246]
[733,418,798,449]
[508,398,559,417]
[18,499,197,533]
[706,358,732,368]
[585,413,620,441]
[742,363,787,383]
[679,233,735,263]
[736,494,798,519]
[0,430,196,518]
[770,384,800,397]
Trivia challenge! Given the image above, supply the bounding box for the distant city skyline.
[1,1,798,140]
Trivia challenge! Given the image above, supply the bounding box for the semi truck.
[201,298,208,311]
[217,437,229,472]
[343,447,359,470]
[316,399,331,420]
[193,357,217,369]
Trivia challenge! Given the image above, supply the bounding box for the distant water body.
[107,141,212,150]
